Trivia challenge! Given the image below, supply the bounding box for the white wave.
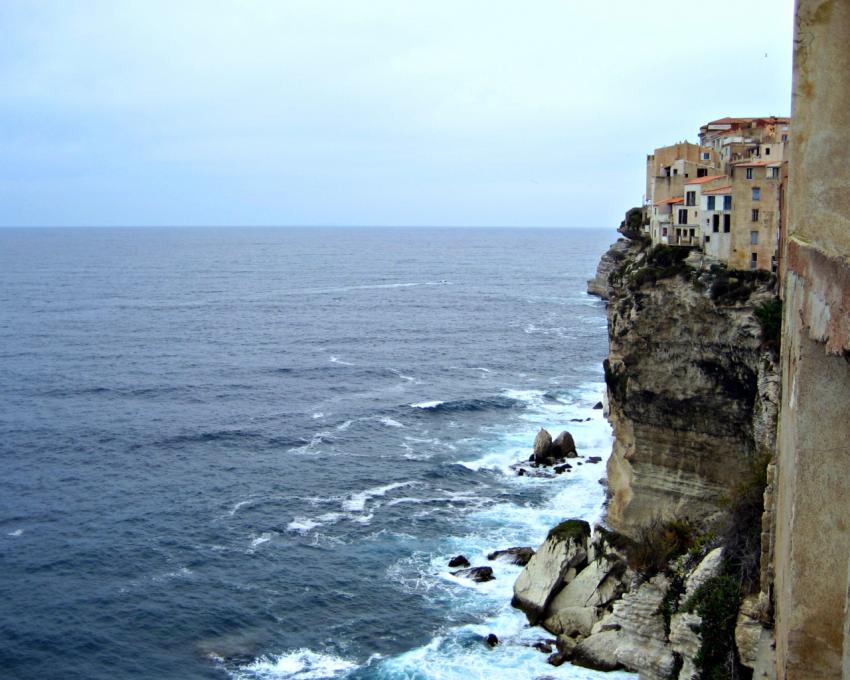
[390,368,417,382]
[287,431,334,454]
[336,420,353,431]
[7,529,23,537]
[311,412,324,420]
[231,648,357,680]
[342,481,418,512]
[378,416,405,428]
[152,566,193,582]
[410,400,444,409]
[249,532,275,549]
[286,518,321,533]
[328,356,353,366]
[229,499,255,517]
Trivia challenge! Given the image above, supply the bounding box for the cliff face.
[594,240,779,538]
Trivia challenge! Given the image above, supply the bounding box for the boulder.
[543,606,596,637]
[547,556,628,614]
[547,652,568,667]
[556,634,578,658]
[683,547,724,600]
[451,566,494,582]
[448,555,470,568]
[485,633,499,647]
[554,463,572,474]
[593,401,604,410]
[512,519,591,624]
[735,595,765,670]
[575,573,677,678]
[586,456,602,464]
[551,431,577,458]
[487,547,535,566]
[533,428,553,464]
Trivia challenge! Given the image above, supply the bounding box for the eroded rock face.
[587,238,633,300]
[533,429,553,464]
[512,520,591,624]
[603,248,780,537]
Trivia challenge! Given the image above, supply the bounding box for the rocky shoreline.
[453,227,781,678]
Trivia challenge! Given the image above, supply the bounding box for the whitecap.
[341,481,418,512]
[231,648,357,680]
[311,412,324,420]
[287,431,333,454]
[249,532,275,549]
[336,420,353,431]
[286,518,321,534]
[410,400,444,409]
[378,416,405,428]
[328,356,353,366]
[7,529,23,537]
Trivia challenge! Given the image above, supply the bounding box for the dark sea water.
[0,227,632,680]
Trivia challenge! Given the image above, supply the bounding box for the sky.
[0,1,795,228]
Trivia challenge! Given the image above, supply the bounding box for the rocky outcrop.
[587,238,633,300]
[602,243,780,537]
[512,520,590,624]
[487,547,534,566]
[532,428,578,465]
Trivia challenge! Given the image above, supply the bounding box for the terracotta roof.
[684,174,727,185]
[654,197,684,206]
[702,116,791,127]
[702,186,733,195]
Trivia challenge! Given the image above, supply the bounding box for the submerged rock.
[485,633,499,647]
[448,555,470,568]
[451,566,494,582]
[487,547,535,566]
[593,401,604,410]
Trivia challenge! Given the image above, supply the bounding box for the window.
[662,227,668,237]
[752,209,760,222]
[768,167,780,179]
[750,252,758,270]
[782,134,788,142]
[705,235,711,244]
[746,168,754,179]
[771,255,777,273]
[724,215,731,232]
[751,230,759,244]
[686,191,696,206]
[707,196,716,210]
[713,215,720,232]
[765,147,771,156]
[678,208,688,224]
[702,152,710,160]
[697,168,708,177]
[689,228,695,238]
[723,196,732,210]
[752,187,761,200]
[673,168,679,176]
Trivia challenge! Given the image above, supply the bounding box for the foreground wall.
[773,1,850,677]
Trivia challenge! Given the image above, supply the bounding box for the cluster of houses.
[643,116,790,273]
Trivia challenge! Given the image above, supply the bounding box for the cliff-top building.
[644,116,790,272]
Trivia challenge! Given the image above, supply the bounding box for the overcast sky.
[0,1,794,228]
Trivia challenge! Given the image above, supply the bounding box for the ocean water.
[0,227,633,680]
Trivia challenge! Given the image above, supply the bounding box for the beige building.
[644,118,788,274]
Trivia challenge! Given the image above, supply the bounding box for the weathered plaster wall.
[773,1,850,677]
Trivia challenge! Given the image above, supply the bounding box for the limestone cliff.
[593,238,780,539]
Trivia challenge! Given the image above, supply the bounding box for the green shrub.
[685,574,743,679]
[754,298,782,351]
[710,268,774,305]
[618,517,696,576]
[547,519,591,543]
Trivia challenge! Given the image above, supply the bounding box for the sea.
[0,227,634,680]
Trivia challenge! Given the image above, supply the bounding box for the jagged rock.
[551,431,577,458]
[533,428,553,464]
[512,519,591,624]
[547,652,568,667]
[669,611,701,680]
[543,606,596,637]
[485,633,499,647]
[593,401,604,410]
[586,456,602,464]
[547,555,627,614]
[448,555,470,568]
[487,547,535,566]
[735,594,765,670]
[533,640,554,654]
[554,463,572,474]
[683,547,724,600]
[451,566,494,582]
[574,574,676,679]
[555,634,578,658]
[587,238,633,300]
